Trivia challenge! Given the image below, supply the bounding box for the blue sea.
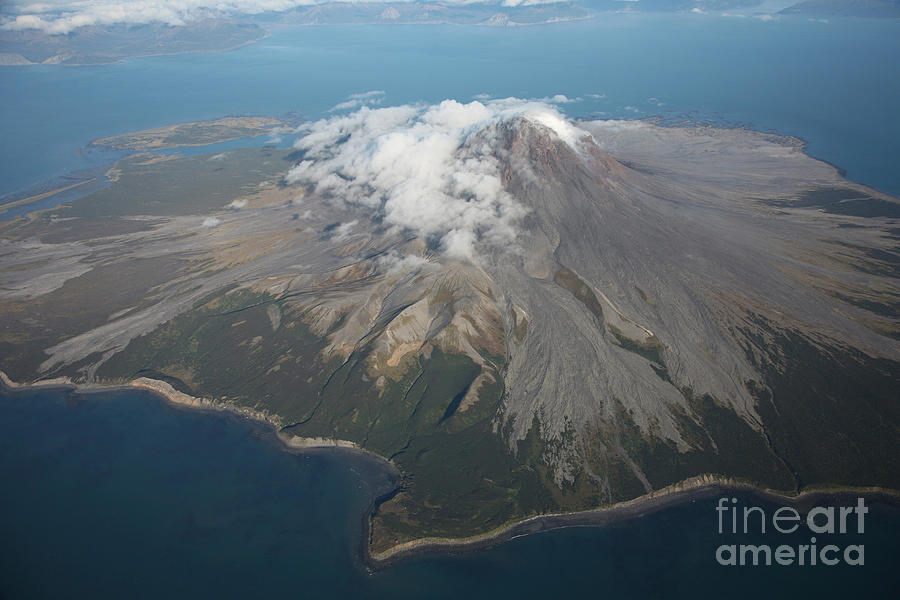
[1,387,898,598]
[1,13,900,598]
[1,14,900,202]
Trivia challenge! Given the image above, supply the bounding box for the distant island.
[780,0,900,18]
[0,19,266,66]
[261,1,592,26]
[3,0,899,67]
[0,2,593,66]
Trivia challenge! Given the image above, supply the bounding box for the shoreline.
[2,371,898,571]
[2,107,897,217]
[363,477,900,570]
[0,370,390,461]
[86,115,287,152]
[0,116,290,220]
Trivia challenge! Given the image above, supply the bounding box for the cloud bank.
[2,0,567,35]
[287,98,588,260]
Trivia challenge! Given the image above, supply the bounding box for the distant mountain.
[258,1,593,26]
[780,0,900,17]
[0,3,593,66]
[584,0,763,12]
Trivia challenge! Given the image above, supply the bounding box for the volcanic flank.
[0,99,897,553]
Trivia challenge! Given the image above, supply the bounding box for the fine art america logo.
[715,497,867,566]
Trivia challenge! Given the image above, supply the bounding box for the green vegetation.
[828,289,900,320]
[91,286,562,549]
[368,355,550,549]
[65,148,290,217]
[829,240,899,279]
[599,394,796,496]
[764,186,900,219]
[0,255,189,380]
[553,266,604,324]
[80,287,900,552]
[97,288,334,424]
[607,323,665,365]
[511,312,529,344]
[740,314,900,490]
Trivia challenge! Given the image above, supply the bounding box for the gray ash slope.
[466,116,899,492]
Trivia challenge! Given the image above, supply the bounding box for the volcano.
[1,99,897,554]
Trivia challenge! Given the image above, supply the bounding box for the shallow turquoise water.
[1,387,898,598]
[1,15,900,200]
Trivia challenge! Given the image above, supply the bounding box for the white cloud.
[226,199,248,209]
[331,219,358,240]
[756,14,776,22]
[588,119,647,132]
[690,7,705,14]
[377,251,430,274]
[348,90,386,100]
[286,97,590,261]
[499,0,561,6]
[1,1,567,35]
[265,125,296,145]
[201,216,221,227]
[528,94,583,105]
[328,90,386,113]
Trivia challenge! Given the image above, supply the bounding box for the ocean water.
[1,14,900,202]
[1,387,898,599]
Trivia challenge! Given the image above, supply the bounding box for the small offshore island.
[1,101,898,561]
